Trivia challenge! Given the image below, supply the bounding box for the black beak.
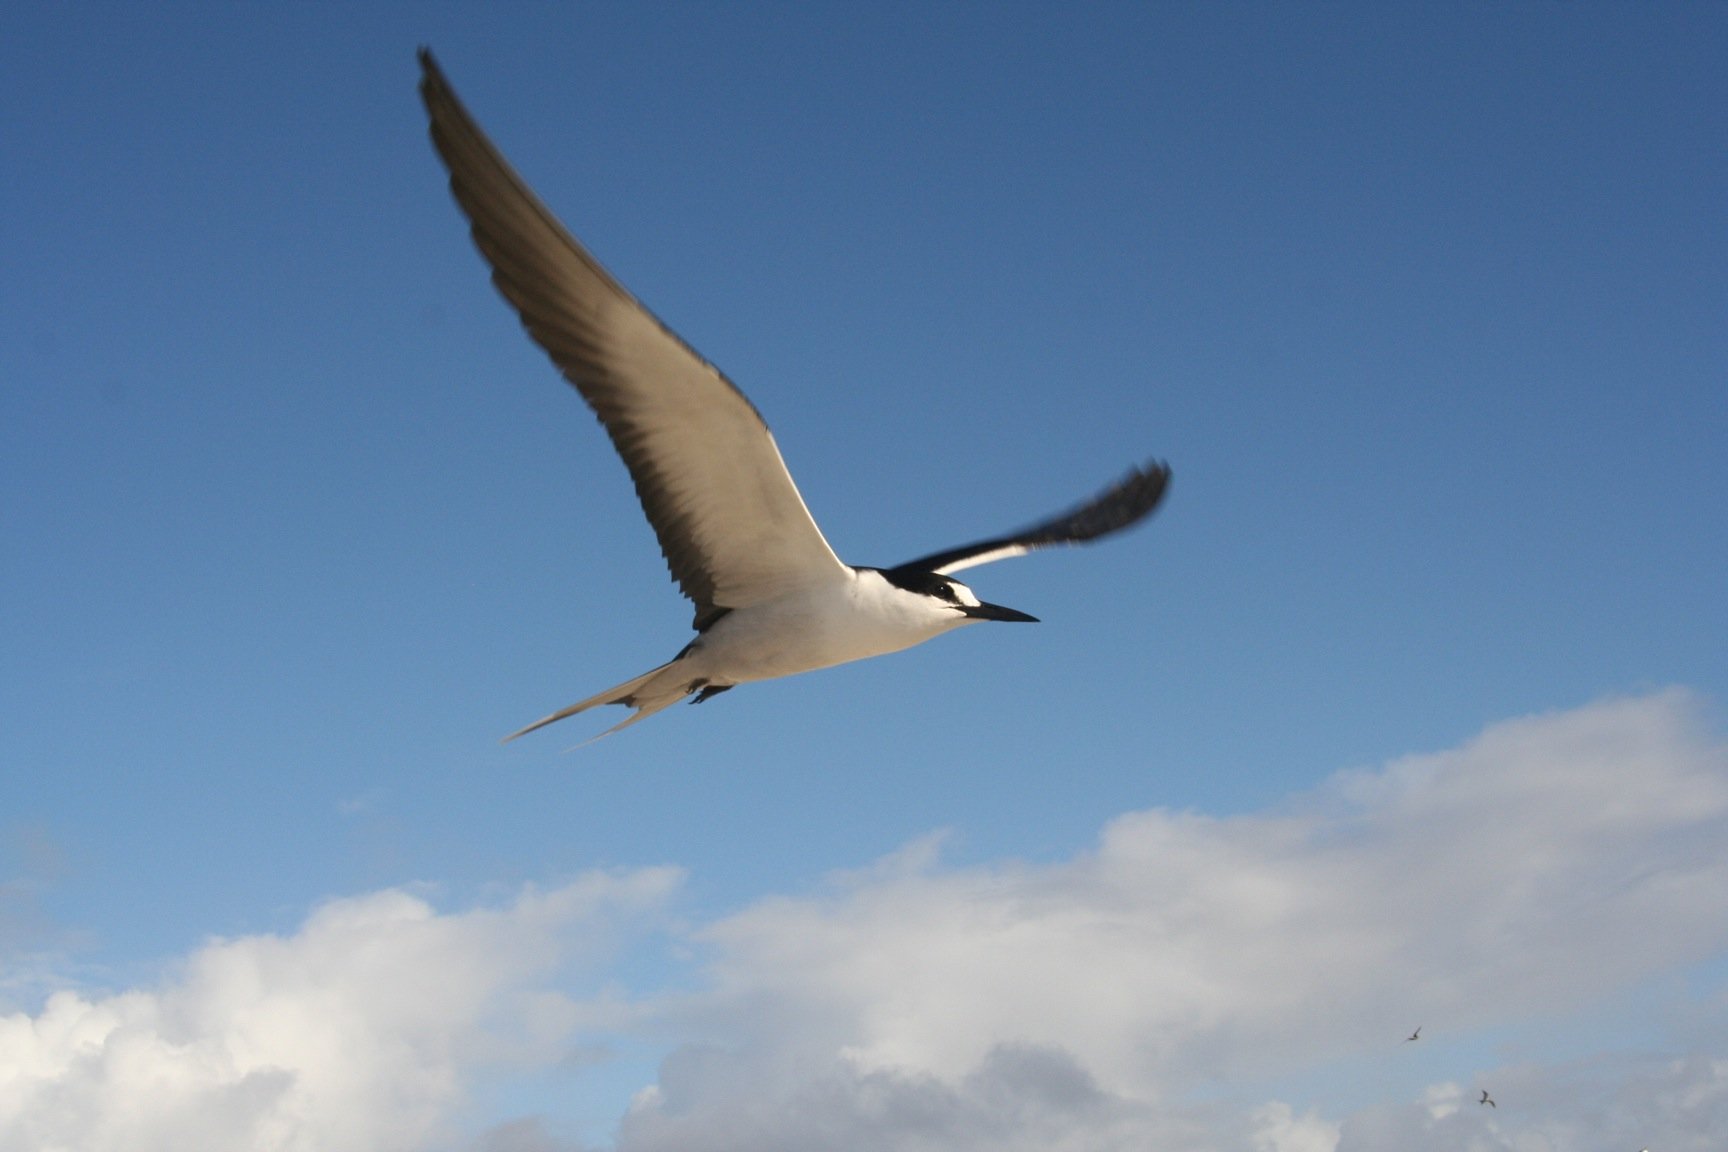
[961,601,1039,623]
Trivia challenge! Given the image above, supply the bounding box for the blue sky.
[3,3,1726,1150]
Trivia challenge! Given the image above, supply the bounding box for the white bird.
[418,50,1171,741]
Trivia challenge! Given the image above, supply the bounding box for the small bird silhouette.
[1404,1026,1421,1043]
[1478,1090,1496,1108]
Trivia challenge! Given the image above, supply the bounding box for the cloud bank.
[3,690,1726,1150]
[0,870,678,1152]
[618,688,1728,1151]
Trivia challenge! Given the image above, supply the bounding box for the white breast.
[686,568,973,684]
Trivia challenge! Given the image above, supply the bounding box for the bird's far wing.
[890,461,1170,577]
[418,50,848,630]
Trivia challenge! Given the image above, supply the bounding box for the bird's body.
[515,566,1032,737]
[417,49,1170,740]
[690,567,1010,683]
[692,570,935,684]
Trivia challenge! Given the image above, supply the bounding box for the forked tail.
[502,660,684,744]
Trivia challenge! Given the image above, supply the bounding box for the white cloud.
[677,691,1728,1084]
[0,870,680,1152]
[620,689,1728,1150]
[4,690,1727,1150]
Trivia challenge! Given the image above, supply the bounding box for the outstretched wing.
[890,461,1170,577]
[418,50,848,631]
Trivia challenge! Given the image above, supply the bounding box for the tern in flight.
[1404,1026,1421,1043]
[1479,1090,1496,1108]
[418,50,1171,740]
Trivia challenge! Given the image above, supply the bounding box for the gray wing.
[890,461,1170,577]
[419,50,847,630]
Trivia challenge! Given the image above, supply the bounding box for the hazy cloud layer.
[4,691,1726,1150]
[1336,1052,1728,1151]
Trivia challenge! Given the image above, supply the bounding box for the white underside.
[507,568,979,741]
[683,569,974,684]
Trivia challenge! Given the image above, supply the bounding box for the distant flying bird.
[1479,1090,1495,1108]
[1404,1026,1421,1043]
[417,50,1171,740]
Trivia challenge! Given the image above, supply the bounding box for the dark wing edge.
[889,460,1171,577]
[417,48,738,396]
[417,48,780,628]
